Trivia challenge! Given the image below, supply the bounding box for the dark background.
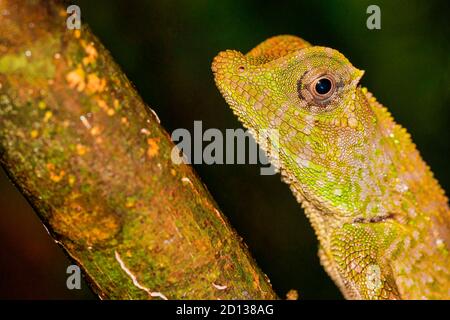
[0,0,448,299]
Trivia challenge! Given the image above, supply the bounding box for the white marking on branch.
[212,283,227,290]
[181,177,193,186]
[140,128,150,135]
[148,108,161,124]
[114,250,168,300]
[80,115,91,129]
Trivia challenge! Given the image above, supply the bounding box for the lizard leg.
[318,245,351,299]
[329,223,401,299]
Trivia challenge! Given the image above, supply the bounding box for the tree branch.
[0,0,276,299]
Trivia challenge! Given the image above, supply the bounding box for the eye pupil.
[315,78,332,95]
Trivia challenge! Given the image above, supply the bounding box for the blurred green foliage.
[0,0,448,299]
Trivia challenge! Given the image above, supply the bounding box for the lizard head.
[212,35,392,221]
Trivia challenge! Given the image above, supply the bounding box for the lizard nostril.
[238,66,245,72]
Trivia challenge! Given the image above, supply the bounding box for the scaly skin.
[212,35,450,299]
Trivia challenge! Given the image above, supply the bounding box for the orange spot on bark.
[76,143,88,156]
[68,175,76,186]
[95,137,104,144]
[114,99,120,110]
[90,126,101,136]
[82,43,98,65]
[49,170,65,183]
[147,138,160,158]
[125,197,137,208]
[30,130,39,139]
[50,202,120,245]
[96,98,115,116]
[66,67,85,91]
[86,73,106,94]
[43,111,53,123]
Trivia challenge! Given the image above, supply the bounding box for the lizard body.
[212,35,450,299]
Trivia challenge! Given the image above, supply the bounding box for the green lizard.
[212,35,450,299]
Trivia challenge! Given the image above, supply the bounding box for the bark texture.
[0,0,276,299]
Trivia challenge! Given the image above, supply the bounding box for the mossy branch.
[0,0,276,299]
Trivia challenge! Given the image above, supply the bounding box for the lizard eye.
[310,75,335,100]
[297,70,341,109]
